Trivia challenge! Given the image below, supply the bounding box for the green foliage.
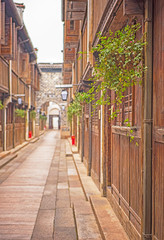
[39,114,47,121]
[0,101,4,110]
[79,24,146,109]
[30,110,36,119]
[89,24,146,109]
[78,24,146,143]
[15,109,26,118]
[67,92,90,122]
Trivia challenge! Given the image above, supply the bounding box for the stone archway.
[47,102,61,129]
[36,63,69,131]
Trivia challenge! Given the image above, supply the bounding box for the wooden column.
[143,0,153,239]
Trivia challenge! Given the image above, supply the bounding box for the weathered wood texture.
[73,115,77,146]
[14,122,25,147]
[6,104,13,150]
[92,0,108,41]
[0,110,2,152]
[84,104,89,166]
[152,0,164,239]
[91,92,101,188]
[123,0,144,15]
[0,57,9,92]
[82,20,87,74]
[104,90,111,186]
[112,134,142,233]
[105,2,144,237]
[63,18,80,84]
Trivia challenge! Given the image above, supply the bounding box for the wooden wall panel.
[152,1,164,239]
[0,57,9,91]
[153,143,164,240]
[93,0,108,39]
[1,17,13,59]
[120,136,129,203]
[0,109,2,152]
[129,139,142,231]
[84,116,89,164]
[112,134,120,190]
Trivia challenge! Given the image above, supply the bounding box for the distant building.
[36,63,69,137]
[0,0,40,152]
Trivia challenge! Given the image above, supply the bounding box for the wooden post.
[102,103,107,196]
[143,1,153,239]
[81,105,84,162]
[13,104,15,148]
[88,102,92,175]
[2,104,6,151]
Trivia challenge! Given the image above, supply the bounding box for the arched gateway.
[36,63,68,131]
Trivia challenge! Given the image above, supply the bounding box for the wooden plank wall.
[91,92,101,187]
[0,110,2,152]
[0,57,9,92]
[107,2,143,235]
[84,104,89,167]
[92,0,108,40]
[152,0,164,239]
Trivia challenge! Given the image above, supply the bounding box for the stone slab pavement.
[0,131,102,240]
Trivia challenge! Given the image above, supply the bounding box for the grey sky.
[14,0,63,63]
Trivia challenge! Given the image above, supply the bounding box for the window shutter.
[20,52,29,80]
[12,22,17,60]
[1,2,5,45]
[1,17,13,59]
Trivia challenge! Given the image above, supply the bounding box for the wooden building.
[62,0,164,240]
[0,0,40,153]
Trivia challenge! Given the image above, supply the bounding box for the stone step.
[66,141,72,157]
[0,153,17,169]
[90,195,129,240]
[73,201,102,240]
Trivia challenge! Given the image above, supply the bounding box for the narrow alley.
[0,131,128,240]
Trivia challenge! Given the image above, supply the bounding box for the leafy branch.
[67,92,90,122]
[0,101,4,110]
[79,24,146,122]
[30,110,36,119]
[15,109,26,118]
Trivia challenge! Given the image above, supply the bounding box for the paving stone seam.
[71,155,88,202]
[72,203,79,240]
[31,142,60,240]
[89,197,106,240]
[53,140,67,239]
[52,148,60,240]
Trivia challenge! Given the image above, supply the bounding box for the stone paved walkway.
[0,131,102,240]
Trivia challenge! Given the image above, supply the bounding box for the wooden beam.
[67,2,86,12]
[67,0,86,2]
[123,0,144,15]
[66,11,85,20]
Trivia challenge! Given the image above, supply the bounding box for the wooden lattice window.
[92,91,99,127]
[115,86,133,126]
[70,20,74,30]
